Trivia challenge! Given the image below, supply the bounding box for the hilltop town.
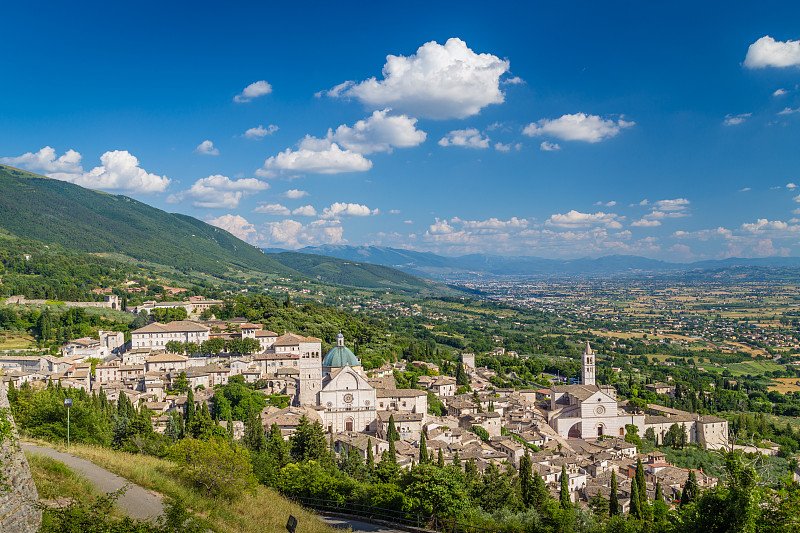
[1,296,732,509]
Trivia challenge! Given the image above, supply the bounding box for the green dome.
[323,334,360,368]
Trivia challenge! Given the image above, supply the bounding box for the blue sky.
[2,1,800,260]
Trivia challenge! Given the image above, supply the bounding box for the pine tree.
[419,432,428,463]
[609,469,619,516]
[267,423,289,468]
[243,407,265,451]
[456,362,469,386]
[560,464,571,509]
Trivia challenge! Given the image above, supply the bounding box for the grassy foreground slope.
[24,440,334,533]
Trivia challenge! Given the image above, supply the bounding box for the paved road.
[320,516,402,533]
[22,443,399,532]
[22,443,165,521]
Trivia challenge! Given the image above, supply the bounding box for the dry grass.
[23,439,337,533]
[26,451,102,502]
[768,377,800,394]
[0,331,37,350]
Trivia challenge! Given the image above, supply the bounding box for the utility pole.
[64,398,72,447]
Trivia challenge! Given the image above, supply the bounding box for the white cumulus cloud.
[194,140,219,155]
[631,218,661,227]
[327,109,426,154]
[319,202,379,219]
[284,189,309,199]
[774,88,789,96]
[744,36,800,69]
[244,125,279,139]
[523,113,634,143]
[259,141,372,175]
[207,214,257,241]
[723,113,751,126]
[292,205,317,216]
[253,203,291,215]
[545,210,624,229]
[234,80,272,103]
[1,146,82,174]
[16,149,172,194]
[540,141,561,151]
[438,128,490,149]
[327,38,510,119]
[169,174,269,208]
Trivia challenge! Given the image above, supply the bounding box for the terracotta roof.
[376,388,427,398]
[146,353,189,363]
[133,321,210,334]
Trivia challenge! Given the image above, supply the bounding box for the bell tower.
[582,341,596,386]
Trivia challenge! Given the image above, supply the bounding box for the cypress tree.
[419,432,428,463]
[560,464,571,509]
[635,458,647,504]
[655,481,663,502]
[452,450,461,468]
[609,470,619,516]
[366,438,374,473]
[531,471,550,510]
[437,447,445,468]
[630,476,641,518]
[519,451,533,508]
[226,412,234,442]
[185,389,195,425]
[680,470,698,507]
[387,414,399,442]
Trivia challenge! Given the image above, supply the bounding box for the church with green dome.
[322,333,363,376]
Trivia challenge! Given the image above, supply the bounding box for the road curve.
[22,443,165,521]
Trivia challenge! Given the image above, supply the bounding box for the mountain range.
[274,244,800,279]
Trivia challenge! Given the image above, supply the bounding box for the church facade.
[547,342,645,440]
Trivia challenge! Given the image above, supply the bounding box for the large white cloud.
[327,38,510,119]
[545,210,624,229]
[169,174,269,208]
[234,80,272,103]
[523,113,634,143]
[9,148,172,193]
[327,109,426,154]
[259,141,372,175]
[744,36,800,69]
[262,219,344,248]
[320,202,379,219]
[1,146,82,174]
[438,128,490,149]
[207,214,257,241]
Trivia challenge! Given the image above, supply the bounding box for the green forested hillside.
[270,251,451,294]
[0,165,453,295]
[0,164,298,278]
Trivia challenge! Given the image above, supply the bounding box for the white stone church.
[547,342,728,448]
[547,342,644,439]
[297,333,378,433]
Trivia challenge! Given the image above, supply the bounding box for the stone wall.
[0,383,41,533]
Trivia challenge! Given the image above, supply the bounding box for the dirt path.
[22,443,165,521]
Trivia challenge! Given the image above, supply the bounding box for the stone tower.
[581,341,596,386]
[297,340,323,406]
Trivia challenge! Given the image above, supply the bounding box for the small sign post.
[64,398,72,448]
[286,515,297,533]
